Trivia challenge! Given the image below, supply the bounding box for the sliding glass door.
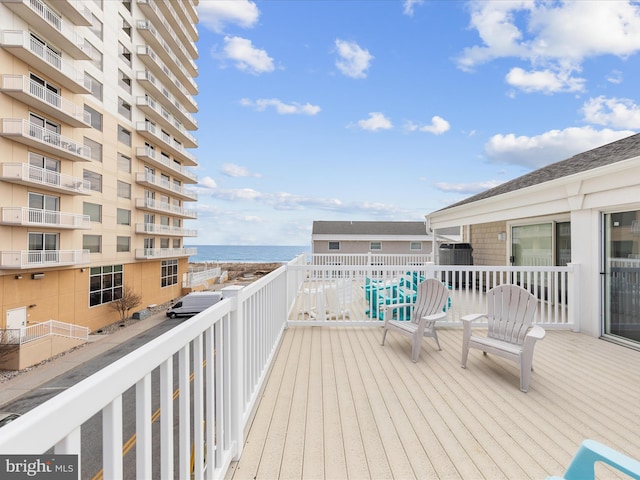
[604,210,640,342]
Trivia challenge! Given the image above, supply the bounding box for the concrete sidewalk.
[0,312,168,408]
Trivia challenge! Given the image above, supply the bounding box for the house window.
[89,265,123,307]
[370,242,382,251]
[83,202,102,222]
[118,70,131,93]
[118,97,131,120]
[85,104,102,131]
[117,236,130,252]
[89,14,103,40]
[118,43,131,66]
[410,242,423,251]
[28,232,59,261]
[83,170,102,192]
[84,137,102,162]
[117,208,130,225]
[328,242,340,251]
[118,125,131,146]
[161,259,178,287]
[28,192,59,211]
[117,181,131,199]
[83,234,102,253]
[121,15,131,38]
[117,153,131,172]
[172,238,181,248]
[87,43,103,71]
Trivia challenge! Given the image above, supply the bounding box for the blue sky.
[187,0,640,246]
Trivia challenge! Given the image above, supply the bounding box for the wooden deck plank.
[229,327,640,480]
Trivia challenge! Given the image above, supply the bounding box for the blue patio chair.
[547,439,640,480]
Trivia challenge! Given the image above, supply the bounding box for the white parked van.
[166,291,223,318]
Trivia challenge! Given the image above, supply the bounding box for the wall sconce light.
[497,232,506,241]
[31,273,45,280]
[28,304,37,308]
[14,274,22,280]
[80,268,86,272]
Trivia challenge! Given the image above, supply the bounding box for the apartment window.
[118,153,131,172]
[84,137,102,162]
[83,202,102,222]
[122,0,131,12]
[410,242,423,251]
[118,98,131,120]
[144,238,154,249]
[118,70,132,93]
[161,259,178,287]
[370,242,382,251]
[30,34,60,68]
[29,73,59,104]
[117,208,130,225]
[89,265,123,307]
[160,238,169,249]
[172,218,181,228]
[85,42,104,71]
[83,234,102,253]
[86,72,103,99]
[121,15,132,38]
[172,238,181,248]
[118,125,131,146]
[83,170,102,192]
[28,232,58,253]
[160,216,170,226]
[117,236,130,252]
[119,42,131,66]
[328,242,340,251]
[29,152,59,173]
[85,104,102,131]
[117,181,131,199]
[89,14,103,40]
[29,192,59,211]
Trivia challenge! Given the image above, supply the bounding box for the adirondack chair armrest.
[526,325,546,341]
[461,313,487,324]
[382,302,414,325]
[421,311,447,324]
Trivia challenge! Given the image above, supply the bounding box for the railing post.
[222,285,245,460]
[54,427,81,480]
[567,263,580,332]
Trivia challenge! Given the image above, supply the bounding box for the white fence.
[0,320,90,345]
[0,257,578,479]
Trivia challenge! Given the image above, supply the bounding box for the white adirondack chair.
[461,284,546,392]
[381,279,449,362]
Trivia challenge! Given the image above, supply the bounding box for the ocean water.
[186,245,309,263]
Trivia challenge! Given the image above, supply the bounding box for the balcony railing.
[0,119,92,161]
[136,69,198,116]
[135,247,197,259]
[1,207,90,229]
[0,256,579,478]
[135,94,197,147]
[135,120,197,166]
[0,319,89,345]
[135,197,197,218]
[0,30,91,93]
[1,0,91,59]
[135,171,198,201]
[0,249,90,268]
[1,162,91,194]
[135,146,197,183]
[0,75,91,127]
[135,223,197,237]
[49,0,92,26]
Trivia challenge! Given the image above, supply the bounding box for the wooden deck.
[226,327,640,479]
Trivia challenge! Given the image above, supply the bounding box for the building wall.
[313,240,432,255]
[468,221,508,266]
[0,1,198,334]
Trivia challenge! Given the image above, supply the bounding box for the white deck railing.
[0,256,578,479]
[0,320,90,345]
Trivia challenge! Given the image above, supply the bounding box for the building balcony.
[0,162,91,195]
[135,0,198,67]
[134,246,197,259]
[157,0,198,43]
[135,197,197,219]
[135,20,197,88]
[136,69,197,124]
[1,0,92,60]
[42,0,92,26]
[135,121,197,166]
[0,30,91,94]
[0,119,92,162]
[0,248,90,268]
[135,95,197,148]
[135,146,197,183]
[0,75,91,127]
[136,45,198,117]
[135,172,197,201]
[135,223,197,237]
[1,207,90,229]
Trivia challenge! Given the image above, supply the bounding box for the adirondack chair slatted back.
[410,279,449,325]
[486,284,537,345]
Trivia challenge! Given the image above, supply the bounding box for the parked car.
[166,292,224,318]
[0,412,20,428]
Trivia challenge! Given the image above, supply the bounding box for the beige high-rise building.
[0,0,199,364]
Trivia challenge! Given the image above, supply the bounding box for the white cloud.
[240,98,321,115]
[607,70,623,85]
[458,1,640,93]
[404,116,451,135]
[198,0,259,33]
[220,163,262,178]
[582,96,640,130]
[221,36,274,75]
[335,39,374,79]
[484,126,636,169]
[199,176,217,189]
[505,67,585,94]
[403,0,424,16]
[353,112,393,131]
[434,180,504,195]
